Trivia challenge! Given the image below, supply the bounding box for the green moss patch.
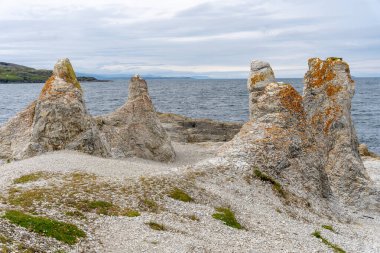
[13,172,49,184]
[322,225,335,232]
[254,169,286,197]
[121,209,140,217]
[146,222,166,231]
[312,230,345,253]
[168,188,193,202]
[141,198,159,212]
[3,210,85,245]
[212,207,242,229]
[65,210,86,219]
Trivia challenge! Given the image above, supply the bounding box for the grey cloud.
[0,0,379,77]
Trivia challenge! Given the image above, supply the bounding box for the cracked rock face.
[97,76,176,162]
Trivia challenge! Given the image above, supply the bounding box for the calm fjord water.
[0,78,379,153]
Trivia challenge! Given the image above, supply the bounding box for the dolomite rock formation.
[220,58,375,207]
[96,76,176,162]
[0,60,175,162]
[247,60,275,119]
[221,66,331,202]
[0,59,109,159]
[304,58,370,203]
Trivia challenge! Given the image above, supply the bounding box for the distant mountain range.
[0,62,207,83]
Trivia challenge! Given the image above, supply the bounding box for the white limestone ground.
[0,144,379,253]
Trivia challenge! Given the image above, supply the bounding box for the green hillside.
[0,62,105,83]
[0,62,52,83]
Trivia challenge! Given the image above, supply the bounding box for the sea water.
[0,78,379,153]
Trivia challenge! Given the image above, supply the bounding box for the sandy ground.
[0,144,379,253]
[0,142,219,187]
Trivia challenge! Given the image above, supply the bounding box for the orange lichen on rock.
[278,85,304,115]
[323,106,342,134]
[250,73,266,85]
[326,83,342,97]
[306,58,336,88]
[54,59,82,90]
[39,76,55,99]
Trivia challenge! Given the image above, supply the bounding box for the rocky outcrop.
[221,67,331,202]
[157,112,242,143]
[0,60,175,162]
[304,58,370,203]
[359,144,379,158]
[25,59,109,158]
[0,59,109,160]
[96,76,176,162]
[220,58,374,207]
[247,60,275,119]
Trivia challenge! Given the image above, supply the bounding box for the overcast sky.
[0,0,379,78]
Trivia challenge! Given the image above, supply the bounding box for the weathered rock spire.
[304,57,370,204]
[247,60,275,119]
[96,76,176,162]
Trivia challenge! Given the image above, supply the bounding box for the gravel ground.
[0,145,379,253]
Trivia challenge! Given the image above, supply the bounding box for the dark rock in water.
[96,76,176,162]
[359,143,379,158]
[77,76,110,82]
[157,112,242,143]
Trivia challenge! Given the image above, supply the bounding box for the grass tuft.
[141,198,159,212]
[122,209,140,217]
[312,230,345,253]
[254,169,286,197]
[65,210,86,219]
[168,188,193,202]
[322,225,335,232]
[212,207,242,229]
[13,172,48,184]
[146,222,166,231]
[3,210,85,245]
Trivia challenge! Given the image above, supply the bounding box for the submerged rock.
[97,76,176,162]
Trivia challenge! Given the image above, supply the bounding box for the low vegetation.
[13,172,49,184]
[311,230,345,253]
[146,222,166,231]
[212,207,242,229]
[140,198,160,212]
[254,169,286,197]
[322,225,335,233]
[3,210,86,245]
[168,188,193,202]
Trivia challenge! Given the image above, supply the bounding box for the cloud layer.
[1,0,379,77]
